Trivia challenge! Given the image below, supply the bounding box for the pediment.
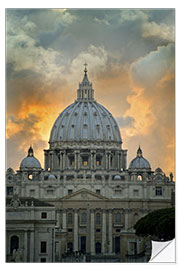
[62,188,108,201]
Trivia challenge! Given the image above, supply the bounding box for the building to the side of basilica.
[6,66,175,263]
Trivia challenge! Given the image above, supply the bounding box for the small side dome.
[129,146,151,170]
[114,175,121,180]
[20,146,41,170]
[48,174,56,180]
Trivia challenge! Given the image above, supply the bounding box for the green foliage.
[134,208,175,241]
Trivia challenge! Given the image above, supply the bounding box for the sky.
[6,8,175,177]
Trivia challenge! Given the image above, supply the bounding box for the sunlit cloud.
[6,9,175,177]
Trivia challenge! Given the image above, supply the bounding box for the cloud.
[6,114,47,170]
[123,43,175,175]
[116,116,135,127]
[6,9,175,176]
[69,45,108,81]
[142,21,174,42]
[130,43,175,88]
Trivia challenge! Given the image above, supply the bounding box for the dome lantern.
[77,63,94,101]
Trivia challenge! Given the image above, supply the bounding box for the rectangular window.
[68,228,73,232]
[41,212,47,219]
[47,189,54,195]
[115,190,122,196]
[156,187,162,196]
[40,258,46,262]
[68,189,73,195]
[82,156,88,166]
[96,189,100,195]
[96,228,101,232]
[133,190,139,197]
[30,189,35,196]
[96,156,101,166]
[69,156,75,166]
[7,186,13,196]
[41,241,47,253]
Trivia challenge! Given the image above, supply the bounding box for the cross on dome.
[84,62,88,74]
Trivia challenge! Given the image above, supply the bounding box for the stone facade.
[6,67,175,262]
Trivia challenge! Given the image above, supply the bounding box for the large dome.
[20,146,41,170]
[50,67,122,143]
[50,101,121,143]
[129,147,151,170]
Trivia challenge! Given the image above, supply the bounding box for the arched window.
[68,213,73,225]
[10,235,19,254]
[96,213,101,225]
[134,213,139,224]
[81,212,87,224]
[137,175,143,181]
[115,212,121,224]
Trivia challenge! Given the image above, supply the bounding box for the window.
[137,175,143,181]
[47,189,54,195]
[30,189,35,196]
[40,258,46,262]
[96,190,100,195]
[116,229,121,232]
[96,213,101,224]
[68,213,73,225]
[156,187,162,196]
[10,235,19,254]
[133,190,139,197]
[115,212,121,224]
[69,156,75,166]
[68,228,73,232]
[115,190,122,196]
[134,213,139,224]
[7,186,13,196]
[81,212,87,224]
[41,212,47,219]
[96,156,101,166]
[28,174,33,180]
[41,241,47,253]
[68,189,73,195]
[82,156,88,166]
[96,228,101,232]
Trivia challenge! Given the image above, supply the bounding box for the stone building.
[6,66,175,262]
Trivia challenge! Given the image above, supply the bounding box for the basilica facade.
[6,66,175,263]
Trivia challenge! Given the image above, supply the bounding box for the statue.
[170,172,173,182]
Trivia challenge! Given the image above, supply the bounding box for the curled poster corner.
[149,239,175,262]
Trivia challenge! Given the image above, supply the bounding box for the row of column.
[61,209,114,255]
[45,150,127,171]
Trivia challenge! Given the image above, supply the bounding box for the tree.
[134,207,175,241]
